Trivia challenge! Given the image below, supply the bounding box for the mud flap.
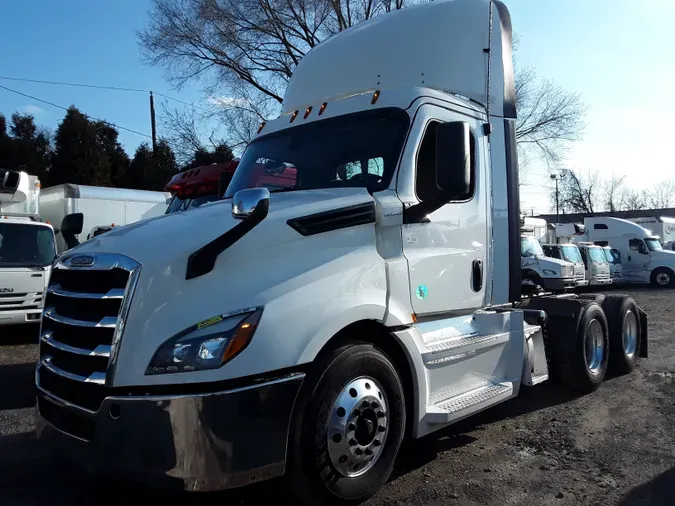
[637,306,649,358]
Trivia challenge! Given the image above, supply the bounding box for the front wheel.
[287,344,406,505]
[651,267,675,288]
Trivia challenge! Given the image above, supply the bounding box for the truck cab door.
[399,105,489,316]
[625,238,650,282]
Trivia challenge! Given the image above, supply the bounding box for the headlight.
[542,269,558,276]
[146,307,263,375]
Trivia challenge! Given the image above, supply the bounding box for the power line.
[0,75,147,93]
[0,75,213,113]
[0,84,152,139]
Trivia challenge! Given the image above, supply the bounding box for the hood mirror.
[232,188,270,220]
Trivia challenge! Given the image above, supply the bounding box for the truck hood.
[523,256,571,273]
[650,249,675,265]
[0,267,49,294]
[68,188,374,267]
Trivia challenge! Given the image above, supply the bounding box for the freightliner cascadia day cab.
[35,1,649,503]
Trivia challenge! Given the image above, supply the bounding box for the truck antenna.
[483,1,494,136]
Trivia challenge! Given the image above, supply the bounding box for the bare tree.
[603,175,626,212]
[140,1,586,158]
[551,168,600,214]
[647,180,675,209]
[620,188,649,211]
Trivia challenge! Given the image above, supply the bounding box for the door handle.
[472,259,483,292]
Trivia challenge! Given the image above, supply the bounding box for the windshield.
[225,108,410,198]
[521,237,544,257]
[588,247,607,263]
[166,194,219,214]
[645,238,662,251]
[561,245,582,263]
[0,223,55,267]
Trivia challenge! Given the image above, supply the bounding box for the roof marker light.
[318,102,327,115]
[257,121,266,133]
[371,90,381,104]
[290,110,299,123]
[304,106,313,119]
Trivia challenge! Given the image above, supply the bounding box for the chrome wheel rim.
[656,272,671,286]
[326,377,389,477]
[623,310,638,357]
[585,319,605,374]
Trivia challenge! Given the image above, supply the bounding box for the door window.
[415,121,476,203]
[629,239,648,255]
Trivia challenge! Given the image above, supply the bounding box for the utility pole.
[550,172,563,225]
[149,91,157,153]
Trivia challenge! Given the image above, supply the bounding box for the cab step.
[425,382,514,425]
[422,332,510,366]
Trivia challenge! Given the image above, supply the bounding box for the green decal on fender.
[197,315,224,329]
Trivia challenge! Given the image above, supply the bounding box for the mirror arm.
[402,190,465,224]
[185,199,269,280]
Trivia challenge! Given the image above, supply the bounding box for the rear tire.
[287,344,406,505]
[558,302,609,394]
[602,294,640,375]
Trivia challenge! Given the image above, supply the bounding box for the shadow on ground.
[0,323,40,345]
[0,363,36,411]
[617,467,675,506]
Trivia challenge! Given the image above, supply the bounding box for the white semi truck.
[34,1,649,504]
[581,217,675,287]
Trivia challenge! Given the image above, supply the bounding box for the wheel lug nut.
[353,409,361,416]
[355,448,363,455]
[378,425,385,432]
[349,438,358,446]
[348,423,357,430]
[377,411,385,418]
[365,448,373,455]
[371,401,379,408]
[362,401,370,409]
[373,439,382,446]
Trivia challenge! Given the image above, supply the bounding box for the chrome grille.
[36,253,140,437]
[0,291,42,311]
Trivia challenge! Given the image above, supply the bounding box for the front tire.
[287,344,406,505]
[651,267,675,288]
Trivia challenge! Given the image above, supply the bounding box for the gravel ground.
[1,288,673,505]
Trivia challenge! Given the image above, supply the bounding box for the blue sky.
[1,0,673,213]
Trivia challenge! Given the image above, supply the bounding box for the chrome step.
[423,332,510,365]
[425,382,514,424]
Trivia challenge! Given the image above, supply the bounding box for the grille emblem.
[0,287,14,293]
[70,255,96,267]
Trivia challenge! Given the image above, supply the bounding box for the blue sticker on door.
[415,285,428,299]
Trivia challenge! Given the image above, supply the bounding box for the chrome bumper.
[0,309,41,325]
[36,372,305,491]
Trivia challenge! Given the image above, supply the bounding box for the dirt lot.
[1,288,673,506]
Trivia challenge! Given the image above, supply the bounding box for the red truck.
[164,160,297,213]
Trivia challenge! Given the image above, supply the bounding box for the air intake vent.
[287,202,376,236]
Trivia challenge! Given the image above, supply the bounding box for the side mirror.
[60,212,84,250]
[435,121,472,199]
[232,188,270,220]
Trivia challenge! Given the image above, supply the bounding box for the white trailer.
[39,184,171,253]
[35,2,649,503]
[626,216,675,247]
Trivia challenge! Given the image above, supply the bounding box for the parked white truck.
[582,216,675,287]
[0,170,56,326]
[34,1,649,503]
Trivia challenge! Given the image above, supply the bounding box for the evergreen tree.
[51,107,111,186]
